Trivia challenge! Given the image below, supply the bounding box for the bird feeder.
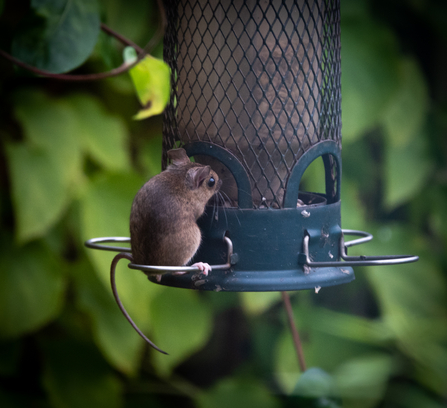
[87,1,417,291]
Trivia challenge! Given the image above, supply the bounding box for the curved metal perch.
[299,229,419,267]
[110,252,168,355]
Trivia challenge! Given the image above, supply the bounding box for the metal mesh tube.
[163,0,341,208]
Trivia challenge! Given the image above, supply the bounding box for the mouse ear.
[186,166,211,189]
[168,148,191,167]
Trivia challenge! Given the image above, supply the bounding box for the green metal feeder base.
[147,196,354,292]
[152,265,354,292]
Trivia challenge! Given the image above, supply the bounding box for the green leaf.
[240,291,280,315]
[123,46,138,65]
[384,131,432,209]
[41,339,123,408]
[7,90,82,242]
[340,178,367,232]
[0,238,66,339]
[308,308,392,346]
[80,173,165,371]
[197,377,281,408]
[299,157,327,194]
[72,257,145,375]
[80,172,143,287]
[382,58,429,147]
[292,367,336,398]
[5,143,73,243]
[100,0,153,47]
[65,93,131,171]
[341,20,400,141]
[340,0,369,20]
[128,55,171,119]
[365,225,447,394]
[342,137,380,201]
[79,172,155,317]
[274,301,377,394]
[13,90,82,169]
[11,0,100,73]
[150,287,213,376]
[137,134,163,178]
[333,354,396,400]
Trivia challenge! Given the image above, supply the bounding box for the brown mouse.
[130,148,222,276]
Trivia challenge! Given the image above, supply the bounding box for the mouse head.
[167,148,222,205]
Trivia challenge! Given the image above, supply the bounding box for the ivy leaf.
[5,144,73,243]
[7,90,82,243]
[12,90,82,172]
[365,226,447,394]
[240,291,280,315]
[332,354,396,400]
[150,288,213,376]
[384,132,432,209]
[125,50,171,119]
[65,93,131,171]
[79,173,166,371]
[11,0,100,73]
[274,300,377,394]
[0,237,66,339]
[382,58,429,147]
[292,367,336,398]
[79,172,143,288]
[137,134,163,178]
[72,257,145,376]
[101,0,153,49]
[291,367,341,407]
[341,20,400,141]
[197,377,281,408]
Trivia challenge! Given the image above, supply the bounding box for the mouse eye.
[207,177,215,187]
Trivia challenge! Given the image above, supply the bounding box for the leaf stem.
[281,291,307,372]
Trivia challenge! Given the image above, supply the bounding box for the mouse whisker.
[219,190,241,226]
[213,196,218,222]
[209,195,218,230]
[218,192,228,228]
[218,190,231,207]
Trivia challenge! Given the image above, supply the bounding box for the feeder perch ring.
[84,236,234,275]
[299,230,419,267]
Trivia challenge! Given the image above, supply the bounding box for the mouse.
[129,147,222,278]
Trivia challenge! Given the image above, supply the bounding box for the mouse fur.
[130,148,221,268]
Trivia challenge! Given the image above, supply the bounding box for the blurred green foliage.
[1,0,446,407]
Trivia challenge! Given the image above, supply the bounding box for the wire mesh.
[162,0,341,208]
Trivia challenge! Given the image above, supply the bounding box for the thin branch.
[281,291,307,372]
[143,0,167,55]
[0,48,139,81]
[100,23,145,55]
[0,0,167,82]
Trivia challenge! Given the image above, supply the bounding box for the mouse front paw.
[191,262,211,276]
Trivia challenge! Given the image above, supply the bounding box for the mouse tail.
[110,252,168,355]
